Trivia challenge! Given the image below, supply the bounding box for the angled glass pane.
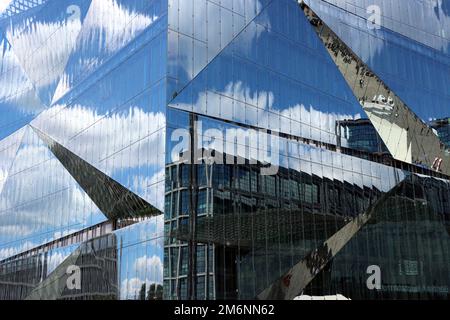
[305,0,450,123]
[169,0,364,150]
[0,126,106,260]
[2,0,93,107]
[167,0,271,101]
[53,0,168,103]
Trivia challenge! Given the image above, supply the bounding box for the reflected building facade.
[431,118,450,149]
[337,119,390,156]
[0,0,449,300]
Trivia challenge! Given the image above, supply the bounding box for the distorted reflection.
[115,217,164,300]
[303,3,450,174]
[0,126,106,259]
[169,0,364,152]
[304,0,450,121]
[54,0,165,102]
[4,0,91,106]
[164,108,413,300]
[167,0,269,96]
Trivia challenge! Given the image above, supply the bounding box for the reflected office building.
[0,0,449,300]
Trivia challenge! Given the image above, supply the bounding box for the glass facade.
[431,118,450,150]
[0,0,449,300]
[0,0,166,300]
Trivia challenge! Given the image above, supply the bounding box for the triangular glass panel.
[167,0,272,101]
[0,126,107,260]
[0,32,45,138]
[0,126,25,196]
[52,0,166,103]
[32,126,161,221]
[3,0,93,107]
[303,174,450,300]
[304,0,450,123]
[301,3,450,175]
[257,173,410,300]
[169,0,364,148]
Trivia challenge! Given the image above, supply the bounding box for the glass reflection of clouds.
[168,0,269,97]
[45,243,79,276]
[0,127,25,195]
[0,126,106,259]
[0,1,13,14]
[114,217,164,300]
[33,103,166,210]
[0,33,44,139]
[26,0,169,210]
[169,0,363,148]
[54,0,166,102]
[0,0,168,264]
[3,0,92,107]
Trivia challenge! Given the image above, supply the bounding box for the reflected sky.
[45,243,79,276]
[53,0,166,103]
[114,217,164,300]
[167,109,406,194]
[25,0,169,209]
[4,0,92,107]
[0,0,168,262]
[0,126,107,260]
[169,0,363,148]
[167,0,270,97]
[0,1,13,14]
[0,0,167,141]
[306,0,450,54]
[0,127,24,195]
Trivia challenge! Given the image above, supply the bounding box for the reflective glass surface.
[0,0,167,297]
[305,0,450,122]
[169,0,364,148]
[164,0,450,301]
[115,217,164,300]
[164,108,448,300]
[0,0,449,301]
[0,126,107,260]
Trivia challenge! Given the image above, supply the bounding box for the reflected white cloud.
[31,100,167,209]
[7,7,84,106]
[135,255,163,282]
[132,169,165,210]
[0,168,6,188]
[32,104,165,171]
[120,277,144,299]
[53,0,160,101]
[0,128,105,259]
[46,248,75,276]
[0,129,25,195]
[120,254,163,300]
[0,240,35,260]
[0,0,12,14]
[173,80,361,144]
[85,0,158,54]
[0,38,44,114]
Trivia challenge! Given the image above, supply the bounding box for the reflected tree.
[147,284,163,300]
